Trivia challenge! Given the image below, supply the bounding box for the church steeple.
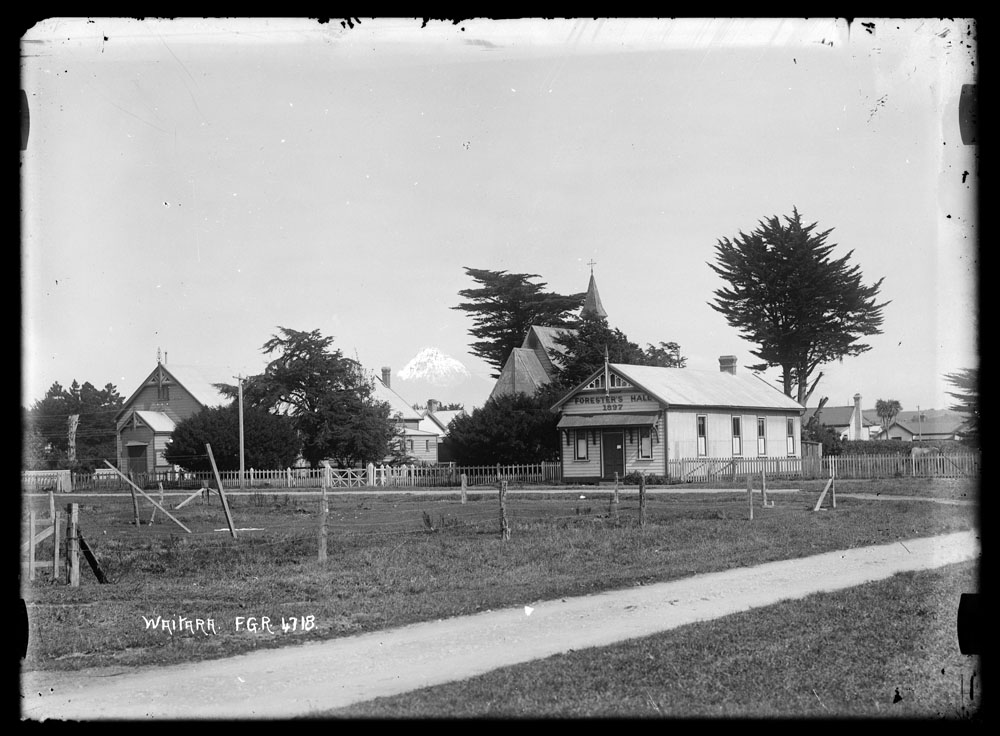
[581,261,607,319]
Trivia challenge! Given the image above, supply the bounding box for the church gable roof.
[116,362,228,421]
[489,348,553,400]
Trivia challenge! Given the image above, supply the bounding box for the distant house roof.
[553,363,804,412]
[803,406,877,428]
[432,409,465,428]
[372,376,423,422]
[882,417,964,438]
[419,409,466,436]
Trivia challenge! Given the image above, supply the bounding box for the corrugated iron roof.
[803,406,876,427]
[554,363,804,412]
[134,410,176,433]
[888,417,964,436]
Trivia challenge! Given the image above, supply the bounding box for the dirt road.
[20,529,978,721]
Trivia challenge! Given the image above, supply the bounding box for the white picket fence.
[667,456,806,481]
[368,462,562,488]
[37,462,563,491]
[823,452,981,479]
[19,470,72,493]
[666,453,980,481]
[26,453,979,493]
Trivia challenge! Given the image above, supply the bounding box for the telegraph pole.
[236,375,246,490]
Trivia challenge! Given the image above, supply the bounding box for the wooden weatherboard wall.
[552,362,803,483]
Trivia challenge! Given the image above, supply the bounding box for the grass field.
[327,561,981,719]
[21,477,979,684]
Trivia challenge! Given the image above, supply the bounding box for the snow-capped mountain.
[397,347,471,387]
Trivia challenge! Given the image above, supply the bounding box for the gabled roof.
[117,409,176,433]
[552,363,804,412]
[372,376,423,421]
[803,405,877,428]
[419,409,465,436]
[116,362,229,421]
[882,417,964,437]
[489,348,553,400]
[432,409,465,428]
[523,325,575,357]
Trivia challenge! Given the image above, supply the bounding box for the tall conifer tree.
[452,268,584,376]
[709,208,889,404]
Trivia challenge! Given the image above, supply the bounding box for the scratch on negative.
[900,541,911,553]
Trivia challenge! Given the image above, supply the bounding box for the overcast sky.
[21,17,978,414]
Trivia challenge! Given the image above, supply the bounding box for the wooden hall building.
[114,357,228,477]
[550,356,805,483]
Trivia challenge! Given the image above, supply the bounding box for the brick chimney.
[719,355,738,375]
[381,366,391,388]
[426,399,440,413]
[853,393,862,440]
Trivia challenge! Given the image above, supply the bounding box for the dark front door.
[602,431,625,481]
[127,445,147,477]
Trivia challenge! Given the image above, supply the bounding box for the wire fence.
[22,452,980,493]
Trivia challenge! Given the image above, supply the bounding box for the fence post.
[128,474,140,527]
[638,473,647,528]
[66,503,80,587]
[498,479,510,541]
[28,508,36,581]
[52,509,61,582]
[746,472,754,521]
[831,465,837,508]
[367,462,375,488]
[318,485,328,563]
[761,469,772,508]
[460,473,468,505]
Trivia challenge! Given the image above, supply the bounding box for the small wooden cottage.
[550,356,805,483]
[114,359,227,476]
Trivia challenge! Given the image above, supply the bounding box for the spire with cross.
[581,260,607,319]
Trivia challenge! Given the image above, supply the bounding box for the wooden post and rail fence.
[22,451,980,497]
[22,495,109,587]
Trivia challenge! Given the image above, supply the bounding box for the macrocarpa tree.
[945,368,979,447]
[446,385,566,465]
[216,327,396,468]
[452,267,584,377]
[164,404,300,472]
[708,208,889,404]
